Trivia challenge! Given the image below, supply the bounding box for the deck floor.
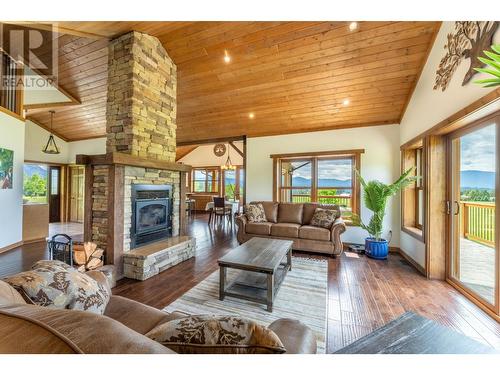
[459,238,496,304]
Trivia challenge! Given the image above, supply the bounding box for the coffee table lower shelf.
[219,262,290,312]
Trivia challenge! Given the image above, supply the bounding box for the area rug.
[163,257,328,353]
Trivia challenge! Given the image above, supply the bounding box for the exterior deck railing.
[291,194,351,207]
[461,201,495,248]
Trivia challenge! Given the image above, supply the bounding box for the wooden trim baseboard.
[343,243,400,253]
[398,247,426,276]
[0,241,24,254]
[22,237,47,245]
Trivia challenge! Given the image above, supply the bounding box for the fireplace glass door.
[136,199,168,234]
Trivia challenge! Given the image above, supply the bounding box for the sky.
[289,123,496,182]
[288,159,352,181]
[460,123,496,172]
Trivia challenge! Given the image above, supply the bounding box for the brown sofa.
[236,202,347,256]
[0,270,317,354]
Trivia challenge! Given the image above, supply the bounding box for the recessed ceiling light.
[342,99,350,106]
[349,22,358,31]
[248,113,255,119]
[223,50,231,63]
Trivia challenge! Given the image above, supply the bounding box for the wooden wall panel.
[22,204,49,243]
[424,135,447,280]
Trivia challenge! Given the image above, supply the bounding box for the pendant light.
[42,110,60,155]
[220,143,236,171]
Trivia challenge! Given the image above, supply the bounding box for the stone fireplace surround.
[77,153,192,279]
[76,30,194,280]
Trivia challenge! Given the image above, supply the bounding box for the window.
[192,168,219,193]
[0,52,23,116]
[23,163,48,204]
[401,141,425,240]
[272,150,363,219]
[223,166,244,201]
[279,159,312,203]
[415,147,424,230]
[223,169,236,199]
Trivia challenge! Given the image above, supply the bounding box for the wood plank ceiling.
[26,21,441,144]
[26,34,109,141]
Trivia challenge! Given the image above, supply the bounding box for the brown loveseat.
[236,202,346,257]
[0,269,317,354]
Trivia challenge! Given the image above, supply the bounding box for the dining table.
[205,200,240,225]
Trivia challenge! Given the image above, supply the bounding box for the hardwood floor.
[1,214,499,353]
[113,214,500,352]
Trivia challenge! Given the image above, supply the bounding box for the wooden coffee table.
[218,237,293,312]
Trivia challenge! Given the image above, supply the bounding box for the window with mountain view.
[192,168,219,193]
[275,151,362,218]
[23,163,48,204]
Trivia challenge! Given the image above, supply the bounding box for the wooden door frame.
[68,165,85,223]
[48,165,62,223]
[444,115,500,320]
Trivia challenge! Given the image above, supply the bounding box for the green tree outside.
[24,173,47,199]
[461,189,494,202]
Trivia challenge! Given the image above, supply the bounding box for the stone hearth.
[77,30,193,279]
[123,236,196,281]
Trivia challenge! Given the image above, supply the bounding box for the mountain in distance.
[292,176,351,187]
[23,164,48,178]
[460,170,495,190]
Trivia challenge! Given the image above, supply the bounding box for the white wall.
[399,22,500,267]
[400,22,500,144]
[24,120,106,164]
[67,138,107,164]
[0,112,25,249]
[179,142,244,167]
[24,120,69,164]
[23,67,73,106]
[246,124,401,247]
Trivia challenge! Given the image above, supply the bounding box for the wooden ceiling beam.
[228,141,244,158]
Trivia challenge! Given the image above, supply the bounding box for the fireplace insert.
[131,184,173,248]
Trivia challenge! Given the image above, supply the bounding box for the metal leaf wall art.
[434,21,499,91]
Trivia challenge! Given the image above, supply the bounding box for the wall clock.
[213,143,226,157]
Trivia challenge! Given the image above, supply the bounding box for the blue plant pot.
[365,237,389,260]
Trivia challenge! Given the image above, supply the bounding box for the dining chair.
[212,197,232,226]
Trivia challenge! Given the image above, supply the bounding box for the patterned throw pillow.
[245,203,267,223]
[3,260,110,315]
[146,315,286,354]
[31,259,73,272]
[310,208,338,229]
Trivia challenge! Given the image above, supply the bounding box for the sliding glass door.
[448,118,499,314]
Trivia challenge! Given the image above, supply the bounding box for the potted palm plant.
[474,44,500,87]
[353,168,418,259]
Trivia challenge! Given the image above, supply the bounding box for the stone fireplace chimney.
[77,31,193,280]
[106,31,177,161]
